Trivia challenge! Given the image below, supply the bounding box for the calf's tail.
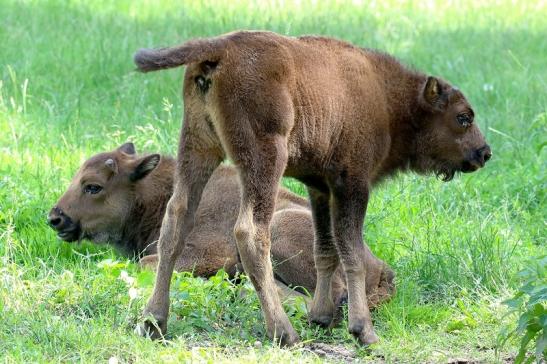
[134,37,226,72]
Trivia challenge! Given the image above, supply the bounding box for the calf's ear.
[423,76,440,104]
[421,76,449,111]
[105,158,118,174]
[117,142,136,155]
[129,154,161,182]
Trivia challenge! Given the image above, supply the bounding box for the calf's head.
[413,77,492,181]
[48,143,160,243]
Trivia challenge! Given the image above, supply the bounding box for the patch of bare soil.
[303,342,356,362]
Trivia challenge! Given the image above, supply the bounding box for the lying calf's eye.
[84,184,103,194]
[457,114,472,127]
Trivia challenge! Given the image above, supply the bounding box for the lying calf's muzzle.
[47,207,80,241]
[47,207,64,228]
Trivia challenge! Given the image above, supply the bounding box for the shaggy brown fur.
[48,143,395,309]
[134,30,491,345]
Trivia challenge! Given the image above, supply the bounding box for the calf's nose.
[476,145,492,166]
[47,207,65,229]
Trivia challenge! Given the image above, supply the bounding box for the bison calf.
[48,143,395,310]
[135,31,491,345]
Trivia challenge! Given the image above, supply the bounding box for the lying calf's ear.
[105,158,118,174]
[130,154,161,182]
[118,142,136,155]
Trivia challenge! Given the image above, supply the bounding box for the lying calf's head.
[48,143,160,243]
[413,77,492,181]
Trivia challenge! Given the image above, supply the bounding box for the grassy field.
[1,0,545,362]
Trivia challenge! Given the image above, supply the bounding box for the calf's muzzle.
[462,144,492,172]
[47,207,80,241]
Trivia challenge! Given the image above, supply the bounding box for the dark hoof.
[268,320,300,347]
[348,321,365,337]
[277,328,300,347]
[309,314,334,328]
[359,329,379,346]
[135,316,166,340]
[349,321,379,346]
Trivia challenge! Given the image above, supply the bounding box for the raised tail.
[134,37,226,72]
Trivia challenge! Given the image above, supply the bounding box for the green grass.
[1,0,545,362]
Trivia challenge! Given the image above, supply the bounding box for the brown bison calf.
[48,143,395,309]
[134,31,491,345]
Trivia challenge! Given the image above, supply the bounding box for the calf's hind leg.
[232,134,299,346]
[137,119,222,339]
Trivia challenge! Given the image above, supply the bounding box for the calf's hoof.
[135,315,167,340]
[309,313,334,328]
[358,328,379,346]
[349,321,379,346]
[308,302,335,328]
[274,326,300,347]
[267,317,300,347]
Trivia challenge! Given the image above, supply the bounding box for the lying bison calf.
[48,143,395,310]
[134,30,491,345]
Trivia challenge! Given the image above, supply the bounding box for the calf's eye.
[83,184,103,194]
[457,114,472,127]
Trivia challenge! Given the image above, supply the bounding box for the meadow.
[1,0,545,362]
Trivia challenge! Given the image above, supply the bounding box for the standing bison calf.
[134,30,491,346]
[48,143,395,309]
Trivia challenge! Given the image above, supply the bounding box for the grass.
[1,0,545,362]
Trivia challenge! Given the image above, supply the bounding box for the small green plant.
[498,255,546,363]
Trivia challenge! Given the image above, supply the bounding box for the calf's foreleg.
[307,187,340,328]
[330,177,379,345]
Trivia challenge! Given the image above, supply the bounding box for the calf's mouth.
[56,224,81,242]
[47,207,82,242]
